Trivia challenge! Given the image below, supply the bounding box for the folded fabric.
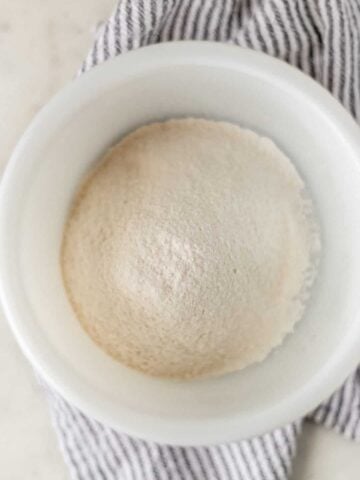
[44,1,360,479]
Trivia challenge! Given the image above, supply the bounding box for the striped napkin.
[45,1,360,479]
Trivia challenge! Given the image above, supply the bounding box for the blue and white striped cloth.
[45,1,360,479]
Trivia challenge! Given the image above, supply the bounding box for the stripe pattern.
[47,1,360,479]
[44,382,303,480]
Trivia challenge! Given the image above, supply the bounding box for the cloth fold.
[46,1,360,478]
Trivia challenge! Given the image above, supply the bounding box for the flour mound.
[61,119,320,379]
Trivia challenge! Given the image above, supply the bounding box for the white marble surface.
[0,1,359,479]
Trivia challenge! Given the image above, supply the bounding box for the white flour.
[61,119,320,379]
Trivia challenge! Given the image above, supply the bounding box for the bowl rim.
[1,41,360,445]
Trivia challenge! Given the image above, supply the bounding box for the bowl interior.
[3,44,360,444]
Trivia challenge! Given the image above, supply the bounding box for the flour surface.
[62,119,320,379]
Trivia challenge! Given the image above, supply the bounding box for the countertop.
[0,1,359,479]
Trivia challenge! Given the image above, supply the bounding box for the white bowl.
[1,42,360,446]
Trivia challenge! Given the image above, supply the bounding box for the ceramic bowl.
[1,42,360,445]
